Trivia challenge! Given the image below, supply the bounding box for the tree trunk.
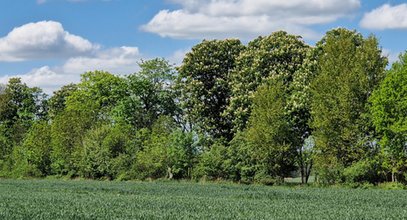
[167,167,173,180]
[305,160,313,184]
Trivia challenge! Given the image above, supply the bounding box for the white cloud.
[0,21,98,61]
[0,66,74,94]
[360,4,407,30]
[0,20,144,93]
[142,0,361,40]
[0,46,142,94]
[62,46,141,75]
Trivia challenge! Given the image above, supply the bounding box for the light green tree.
[245,80,297,183]
[370,52,407,182]
[310,28,387,183]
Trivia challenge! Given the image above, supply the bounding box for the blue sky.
[0,0,406,93]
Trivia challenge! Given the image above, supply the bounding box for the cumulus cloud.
[0,20,144,93]
[0,66,73,94]
[142,0,361,40]
[0,46,142,94]
[0,21,98,61]
[62,46,140,74]
[360,4,407,30]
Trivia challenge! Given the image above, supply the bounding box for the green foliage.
[370,52,407,182]
[224,132,256,182]
[48,84,77,119]
[115,58,179,130]
[0,30,401,187]
[178,39,244,141]
[51,71,126,176]
[66,71,126,122]
[343,159,381,184]
[245,80,297,181]
[378,182,406,190]
[166,130,198,179]
[194,142,229,180]
[11,121,52,177]
[311,28,387,182]
[79,124,132,179]
[227,31,310,132]
[0,78,47,175]
[132,116,196,180]
[50,110,92,176]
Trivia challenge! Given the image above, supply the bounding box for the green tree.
[0,78,47,175]
[245,80,297,182]
[370,52,407,182]
[178,39,244,141]
[12,121,51,177]
[79,124,132,179]
[50,109,92,176]
[167,130,198,179]
[310,28,387,183]
[227,31,309,132]
[48,84,78,119]
[66,71,126,123]
[115,58,179,130]
[133,116,175,179]
[50,71,126,176]
[193,141,228,180]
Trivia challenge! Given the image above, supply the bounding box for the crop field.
[0,179,407,219]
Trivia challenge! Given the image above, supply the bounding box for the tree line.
[0,28,406,185]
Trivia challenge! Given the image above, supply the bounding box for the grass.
[1,179,407,219]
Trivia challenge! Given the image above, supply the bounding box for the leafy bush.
[193,142,228,180]
[343,159,381,184]
[378,182,406,190]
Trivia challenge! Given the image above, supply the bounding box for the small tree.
[245,79,297,182]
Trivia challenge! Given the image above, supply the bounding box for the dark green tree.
[178,39,244,141]
[48,84,78,119]
[0,78,47,175]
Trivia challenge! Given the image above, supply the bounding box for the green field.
[1,179,407,219]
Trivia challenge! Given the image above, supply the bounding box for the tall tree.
[0,78,47,163]
[310,28,387,182]
[227,31,309,132]
[178,39,244,141]
[370,52,407,182]
[51,71,126,175]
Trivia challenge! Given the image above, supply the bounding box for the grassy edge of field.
[2,175,406,191]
